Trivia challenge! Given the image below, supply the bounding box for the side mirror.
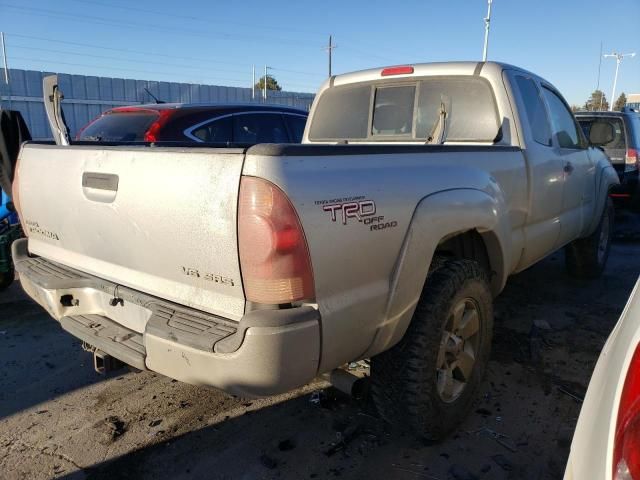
[589,121,615,146]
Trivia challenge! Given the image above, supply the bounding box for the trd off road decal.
[315,196,398,231]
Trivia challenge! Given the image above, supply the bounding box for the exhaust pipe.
[93,350,126,375]
[328,368,368,400]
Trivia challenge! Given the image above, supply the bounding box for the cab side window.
[514,76,551,146]
[283,114,307,142]
[542,87,584,149]
[190,116,232,142]
[234,113,288,144]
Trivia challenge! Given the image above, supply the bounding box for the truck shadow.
[0,281,115,419]
[614,208,640,240]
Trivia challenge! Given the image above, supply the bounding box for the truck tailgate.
[17,143,246,321]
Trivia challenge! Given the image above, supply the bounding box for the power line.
[7,35,324,80]
[0,3,322,50]
[66,0,327,38]
[270,67,324,77]
[4,8,396,68]
[7,33,249,67]
[338,45,397,64]
[9,56,249,85]
[9,56,319,92]
[9,45,248,74]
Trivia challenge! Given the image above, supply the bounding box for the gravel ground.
[1,221,639,480]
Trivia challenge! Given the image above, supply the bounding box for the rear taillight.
[11,155,24,227]
[626,148,638,168]
[238,176,314,304]
[614,343,640,479]
[143,109,175,142]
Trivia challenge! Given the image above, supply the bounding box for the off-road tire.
[565,198,614,279]
[0,267,14,291]
[370,259,493,441]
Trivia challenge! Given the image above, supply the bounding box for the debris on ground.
[491,454,514,472]
[470,427,518,453]
[325,424,362,457]
[259,452,279,470]
[556,385,585,403]
[95,416,126,444]
[449,464,478,480]
[278,438,296,452]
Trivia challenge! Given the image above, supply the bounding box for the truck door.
[540,86,593,247]
[508,73,564,267]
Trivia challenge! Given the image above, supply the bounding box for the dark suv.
[576,108,640,210]
[76,103,308,144]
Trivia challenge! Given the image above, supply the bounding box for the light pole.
[263,65,273,102]
[604,51,636,109]
[482,0,493,62]
[252,65,255,101]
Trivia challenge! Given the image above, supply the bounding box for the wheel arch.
[586,156,619,236]
[363,188,511,358]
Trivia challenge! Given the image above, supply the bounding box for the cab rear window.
[577,117,627,151]
[78,111,159,141]
[308,76,500,142]
[308,84,370,140]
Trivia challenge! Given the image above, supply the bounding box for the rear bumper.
[12,238,321,397]
[610,168,639,209]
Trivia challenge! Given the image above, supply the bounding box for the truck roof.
[330,61,542,88]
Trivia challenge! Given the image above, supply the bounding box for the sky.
[1,0,639,106]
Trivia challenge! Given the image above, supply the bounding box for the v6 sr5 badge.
[318,198,398,232]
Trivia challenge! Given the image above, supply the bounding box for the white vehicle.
[565,278,640,480]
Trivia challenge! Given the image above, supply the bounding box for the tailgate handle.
[82,172,119,191]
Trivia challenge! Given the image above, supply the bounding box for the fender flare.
[585,159,618,236]
[363,187,511,358]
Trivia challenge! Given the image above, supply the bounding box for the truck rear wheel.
[370,259,493,441]
[565,198,614,279]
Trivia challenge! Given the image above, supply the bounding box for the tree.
[570,104,581,113]
[583,90,609,111]
[613,92,627,111]
[254,75,282,92]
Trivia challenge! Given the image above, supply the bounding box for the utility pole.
[252,65,255,101]
[1,32,11,109]
[604,51,636,110]
[324,35,337,77]
[482,0,493,62]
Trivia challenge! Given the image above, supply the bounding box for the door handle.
[563,162,574,174]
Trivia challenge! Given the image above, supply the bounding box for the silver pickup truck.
[11,62,618,440]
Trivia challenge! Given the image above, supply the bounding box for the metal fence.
[0,69,315,139]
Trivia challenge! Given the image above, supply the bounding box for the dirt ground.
[1,218,639,480]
